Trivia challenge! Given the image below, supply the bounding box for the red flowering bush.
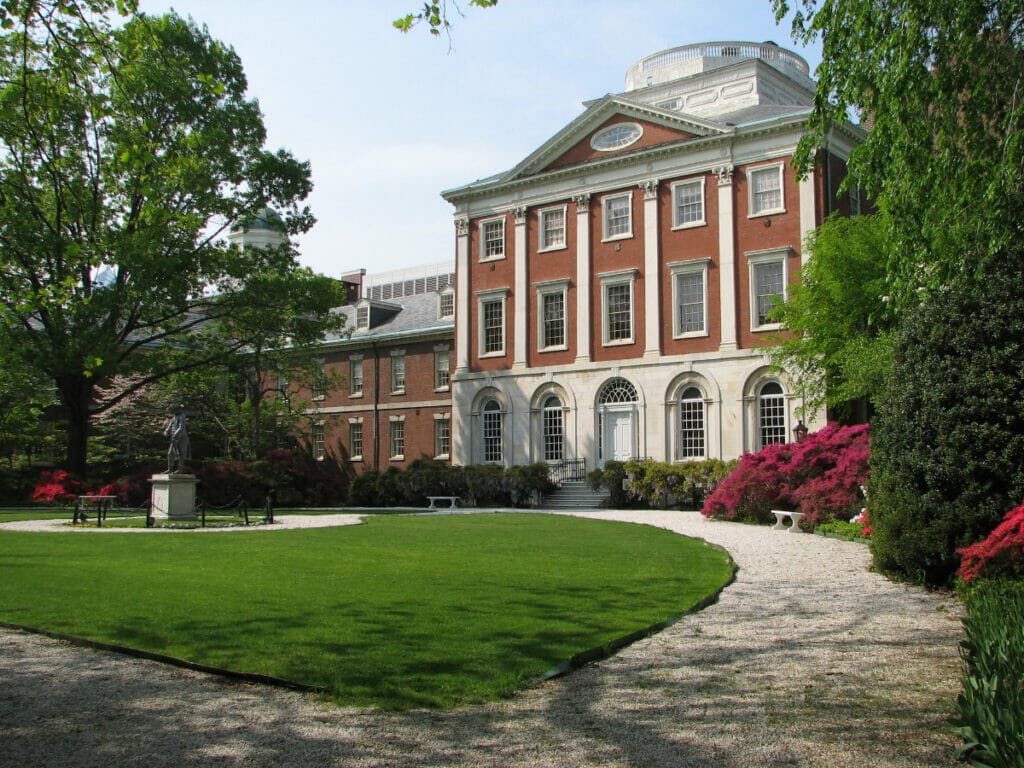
[701,423,870,528]
[31,470,87,504]
[957,502,1024,582]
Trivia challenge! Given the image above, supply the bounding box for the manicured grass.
[0,508,74,522]
[0,513,733,709]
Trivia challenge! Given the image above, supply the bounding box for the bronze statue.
[164,404,190,473]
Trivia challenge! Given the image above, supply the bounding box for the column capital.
[640,178,660,200]
[454,215,469,236]
[715,165,734,186]
[513,205,528,224]
[572,192,591,212]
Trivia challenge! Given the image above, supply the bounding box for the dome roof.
[231,207,285,233]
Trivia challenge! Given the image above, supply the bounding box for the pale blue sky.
[137,1,821,278]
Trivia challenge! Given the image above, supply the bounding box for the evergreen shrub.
[869,256,1024,585]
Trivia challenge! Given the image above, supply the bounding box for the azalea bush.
[30,469,87,504]
[958,502,1024,583]
[701,423,870,528]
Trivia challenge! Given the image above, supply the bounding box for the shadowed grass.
[0,513,733,709]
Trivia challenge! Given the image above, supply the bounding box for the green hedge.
[588,459,737,510]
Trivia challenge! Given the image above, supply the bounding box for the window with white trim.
[349,421,363,460]
[349,356,363,397]
[538,205,566,251]
[672,178,706,228]
[482,400,502,463]
[390,351,405,394]
[758,382,787,448]
[355,303,369,330]
[312,358,326,400]
[678,386,706,459]
[748,163,784,216]
[748,250,788,330]
[390,418,405,460]
[312,422,325,460]
[542,395,564,462]
[477,289,508,356]
[599,270,637,345]
[602,192,632,240]
[438,287,455,320]
[669,259,709,337]
[536,280,568,351]
[434,414,450,458]
[480,217,505,260]
[434,346,450,390]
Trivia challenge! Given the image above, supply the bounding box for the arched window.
[758,381,787,448]
[597,378,639,462]
[542,395,564,462]
[482,399,503,463]
[678,386,705,459]
[598,377,639,405]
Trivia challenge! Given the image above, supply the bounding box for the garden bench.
[73,495,118,527]
[771,509,805,533]
[426,496,460,510]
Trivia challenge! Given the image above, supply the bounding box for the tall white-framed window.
[476,288,508,357]
[669,258,710,338]
[748,249,789,330]
[349,355,363,397]
[390,350,405,394]
[535,279,569,351]
[672,178,706,228]
[538,205,567,251]
[541,395,564,462]
[434,345,450,390]
[482,399,503,463]
[434,413,450,459]
[678,386,706,459]
[849,183,862,216]
[748,163,785,216]
[389,417,405,460]
[312,422,325,460]
[480,216,505,261]
[348,419,363,461]
[312,358,326,400]
[757,381,787,448]
[355,302,370,330]
[599,269,637,346]
[438,286,455,320]
[602,191,633,240]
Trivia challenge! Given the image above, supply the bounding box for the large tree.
[0,3,345,474]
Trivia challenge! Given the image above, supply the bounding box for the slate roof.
[321,290,453,346]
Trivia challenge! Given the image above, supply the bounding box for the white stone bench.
[427,496,460,510]
[771,510,805,533]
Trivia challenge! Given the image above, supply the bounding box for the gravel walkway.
[0,510,964,767]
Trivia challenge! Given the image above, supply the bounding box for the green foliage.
[771,214,894,416]
[815,520,869,542]
[955,579,1024,768]
[623,459,738,510]
[588,461,632,508]
[0,7,344,473]
[774,0,1024,308]
[394,0,498,36]
[869,254,1024,586]
[0,514,734,709]
[505,462,556,507]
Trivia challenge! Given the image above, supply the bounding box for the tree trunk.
[57,376,93,477]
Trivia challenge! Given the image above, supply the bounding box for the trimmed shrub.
[958,503,1024,583]
[622,459,738,510]
[955,579,1024,767]
[348,469,380,507]
[462,464,509,507]
[506,463,556,507]
[869,255,1024,585]
[587,461,632,508]
[701,423,869,527]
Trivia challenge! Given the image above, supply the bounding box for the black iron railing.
[548,458,587,485]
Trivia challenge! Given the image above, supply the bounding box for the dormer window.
[355,302,369,330]
[438,286,455,320]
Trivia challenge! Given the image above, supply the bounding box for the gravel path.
[0,510,964,767]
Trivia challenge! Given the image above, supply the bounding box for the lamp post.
[793,420,809,442]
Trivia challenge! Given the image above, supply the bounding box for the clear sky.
[137,1,821,279]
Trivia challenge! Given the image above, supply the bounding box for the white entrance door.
[604,409,634,464]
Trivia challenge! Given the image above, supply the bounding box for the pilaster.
[641,179,661,359]
[454,215,471,372]
[513,206,528,369]
[573,193,592,363]
[715,165,738,351]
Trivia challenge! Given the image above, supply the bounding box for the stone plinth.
[149,473,198,520]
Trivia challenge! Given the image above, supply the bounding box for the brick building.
[441,41,864,472]
[300,264,455,472]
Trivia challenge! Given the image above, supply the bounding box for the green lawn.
[0,513,733,709]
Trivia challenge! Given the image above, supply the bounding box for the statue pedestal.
[149,473,198,521]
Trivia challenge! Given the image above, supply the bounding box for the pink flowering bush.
[701,422,870,528]
[31,470,87,504]
[957,502,1024,582]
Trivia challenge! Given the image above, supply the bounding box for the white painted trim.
[747,162,786,217]
[670,177,707,229]
[747,248,790,331]
[601,191,634,241]
[668,258,712,339]
[537,204,568,252]
[478,215,506,262]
